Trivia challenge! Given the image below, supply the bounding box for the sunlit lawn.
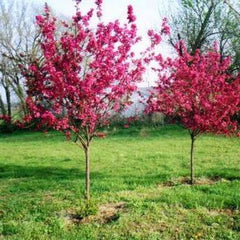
[0,125,239,239]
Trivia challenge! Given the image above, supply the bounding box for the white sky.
[34,0,177,53]
[35,0,177,33]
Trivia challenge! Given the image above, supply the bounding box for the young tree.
[147,45,239,184]
[25,1,146,200]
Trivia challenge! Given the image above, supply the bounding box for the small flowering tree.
[25,0,146,200]
[148,45,240,184]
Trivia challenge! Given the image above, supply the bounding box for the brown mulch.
[65,201,126,225]
[207,208,240,217]
[160,176,230,187]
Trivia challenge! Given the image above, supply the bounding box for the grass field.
[0,125,239,240]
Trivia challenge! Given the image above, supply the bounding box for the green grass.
[0,125,239,240]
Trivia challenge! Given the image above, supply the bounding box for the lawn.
[0,125,239,240]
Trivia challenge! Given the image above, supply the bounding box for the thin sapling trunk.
[190,133,195,185]
[84,144,90,201]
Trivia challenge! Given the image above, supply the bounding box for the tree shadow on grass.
[0,163,90,180]
[0,130,65,143]
[0,163,170,195]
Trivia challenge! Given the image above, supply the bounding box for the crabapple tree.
[148,45,240,184]
[25,0,146,200]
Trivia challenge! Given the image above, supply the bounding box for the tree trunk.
[84,145,90,201]
[17,84,27,116]
[10,80,27,117]
[5,86,11,122]
[190,134,195,185]
[19,93,27,117]
[0,95,6,115]
[191,2,215,55]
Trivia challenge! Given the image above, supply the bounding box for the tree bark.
[17,86,27,116]
[84,145,90,201]
[6,86,11,120]
[10,81,27,117]
[190,134,195,185]
[191,1,215,55]
[0,94,6,115]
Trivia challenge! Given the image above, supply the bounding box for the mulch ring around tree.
[160,176,230,187]
[64,202,126,225]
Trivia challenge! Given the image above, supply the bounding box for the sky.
[34,0,177,34]
[34,0,177,55]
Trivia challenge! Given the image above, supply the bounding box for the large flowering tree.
[25,0,146,200]
[148,44,240,184]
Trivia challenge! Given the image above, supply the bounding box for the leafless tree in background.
[169,0,240,72]
[0,0,41,120]
[0,0,71,122]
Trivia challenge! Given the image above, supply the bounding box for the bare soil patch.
[65,201,126,225]
[161,176,230,187]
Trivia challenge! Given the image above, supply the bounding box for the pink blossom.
[127,5,136,23]
[25,0,147,140]
[147,44,239,136]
